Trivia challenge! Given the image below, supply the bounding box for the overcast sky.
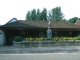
[0,0,80,25]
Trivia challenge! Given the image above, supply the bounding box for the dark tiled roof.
[51,21,80,28]
[0,20,39,28]
[0,20,80,29]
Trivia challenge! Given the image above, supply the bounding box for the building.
[0,18,80,45]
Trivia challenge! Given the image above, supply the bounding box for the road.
[0,53,80,60]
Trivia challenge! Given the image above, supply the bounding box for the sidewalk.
[0,46,80,54]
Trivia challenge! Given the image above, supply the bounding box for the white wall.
[0,30,5,45]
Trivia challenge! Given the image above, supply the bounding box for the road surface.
[0,53,80,60]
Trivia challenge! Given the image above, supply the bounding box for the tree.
[68,17,80,23]
[26,11,31,20]
[48,7,64,21]
[36,9,40,20]
[26,7,64,21]
[31,9,36,20]
[48,11,52,20]
[40,8,47,21]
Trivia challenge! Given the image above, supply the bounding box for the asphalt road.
[0,53,80,60]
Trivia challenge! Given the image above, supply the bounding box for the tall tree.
[48,11,52,20]
[40,8,47,21]
[48,7,64,21]
[26,7,64,21]
[36,9,40,20]
[31,9,36,20]
[26,11,31,20]
[68,17,80,23]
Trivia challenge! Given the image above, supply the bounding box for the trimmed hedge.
[14,36,22,42]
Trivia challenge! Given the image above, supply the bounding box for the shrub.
[52,37,77,41]
[52,37,59,41]
[14,36,23,42]
[59,37,67,41]
[77,35,80,40]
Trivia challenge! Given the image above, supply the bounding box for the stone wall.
[13,41,80,48]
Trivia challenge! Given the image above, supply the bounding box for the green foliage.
[26,8,47,21]
[25,37,46,41]
[39,8,47,20]
[77,35,80,40]
[26,9,36,20]
[48,7,64,21]
[24,37,78,42]
[68,17,80,23]
[52,37,77,41]
[36,9,40,20]
[31,9,36,20]
[26,11,31,20]
[52,37,59,41]
[14,36,23,42]
[26,7,66,21]
[26,7,80,22]
[48,12,52,20]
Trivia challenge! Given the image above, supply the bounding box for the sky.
[0,0,80,25]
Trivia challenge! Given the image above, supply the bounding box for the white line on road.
[0,53,80,55]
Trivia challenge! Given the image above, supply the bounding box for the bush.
[52,37,77,41]
[77,35,80,40]
[52,37,59,41]
[14,36,23,42]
